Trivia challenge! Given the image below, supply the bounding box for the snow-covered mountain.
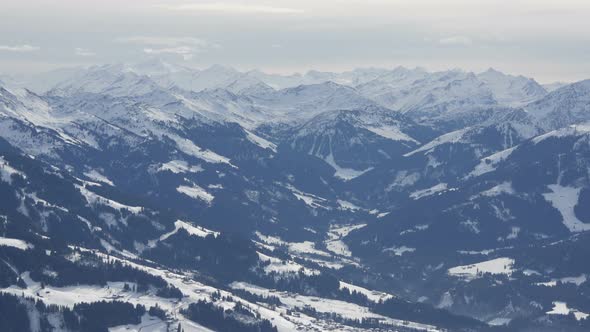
[1,62,590,332]
[526,79,590,130]
[476,68,547,106]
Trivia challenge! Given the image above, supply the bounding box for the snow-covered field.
[383,246,416,256]
[159,220,219,240]
[469,147,516,177]
[257,251,318,276]
[77,184,143,214]
[158,160,203,174]
[0,156,26,184]
[0,236,34,250]
[84,170,115,186]
[410,183,451,200]
[0,243,444,332]
[323,153,373,181]
[543,185,590,232]
[325,224,366,257]
[547,301,589,321]
[176,185,215,204]
[231,282,439,332]
[404,128,468,157]
[448,257,515,280]
[536,274,587,287]
[339,281,394,303]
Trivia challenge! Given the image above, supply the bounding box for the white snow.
[364,125,419,143]
[171,137,234,166]
[448,257,515,280]
[338,281,394,303]
[0,237,33,250]
[437,292,454,309]
[336,200,361,211]
[469,147,516,177]
[77,185,143,214]
[158,220,219,243]
[532,124,590,144]
[84,170,114,186]
[324,153,372,181]
[256,232,332,258]
[487,318,512,326]
[230,282,440,332]
[245,130,277,152]
[404,128,468,157]
[536,275,587,287]
[410,183,450,200]
[287,185,329,209]
[383,246,416,256]
[176,185,215,204]
[480,182,515,197]
[547,301,589,321]
[257,252,318,276]
[109,314,168,332]
[325,224,367,257]
[158,160,203,174]
[543,185,590,232]
[0,157,25,184]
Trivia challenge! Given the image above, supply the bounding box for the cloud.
[116,36,219,61]
[115,36,211,47]
[144,46,196,60]
[156,3,304,14]
[438,36,472,46]
[0,44,40,52]
[74,47,95,57]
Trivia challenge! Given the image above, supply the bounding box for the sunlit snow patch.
[0,156,26,184]
[543,184,590,232]
[325,224,366,257]
[468,147,516,177]
[410,183,453,200]
[245,130,277,152]
[448,257,514,280]
[83,170,114,186]
[547,301,589,321]
[158,160,203,174]
[324,153,372,181]
[0,237,34,250]
[339,281,394,303]
[176,185,215,204]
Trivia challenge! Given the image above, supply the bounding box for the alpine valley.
[1,59,590,332]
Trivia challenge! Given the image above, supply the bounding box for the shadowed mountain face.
[1,62,590,332]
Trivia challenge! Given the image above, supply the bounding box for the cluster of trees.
[0,293,30,331]
[373,297,485,331]
[1,246,183,299]
[144,229,259,282]
[181,300,277,332]
[231,288,282,306]
[63,301,145,332]
[0,293,152,332]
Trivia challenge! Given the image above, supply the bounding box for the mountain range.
[1,59,590,332]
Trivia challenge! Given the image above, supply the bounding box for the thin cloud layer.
[144,46,196,60]
[156,2,304,14]
[0,45,40,52]
[116,36,219,61]
[2,0,590,81]
[74,48,96,57]
[438,36,473,46]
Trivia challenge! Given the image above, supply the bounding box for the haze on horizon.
[1,0,590,83]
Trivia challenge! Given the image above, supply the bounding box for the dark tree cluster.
[181,300,278,332]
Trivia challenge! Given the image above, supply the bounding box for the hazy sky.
[1,0,590,82]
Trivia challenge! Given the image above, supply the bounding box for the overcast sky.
[1,0,590,82]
